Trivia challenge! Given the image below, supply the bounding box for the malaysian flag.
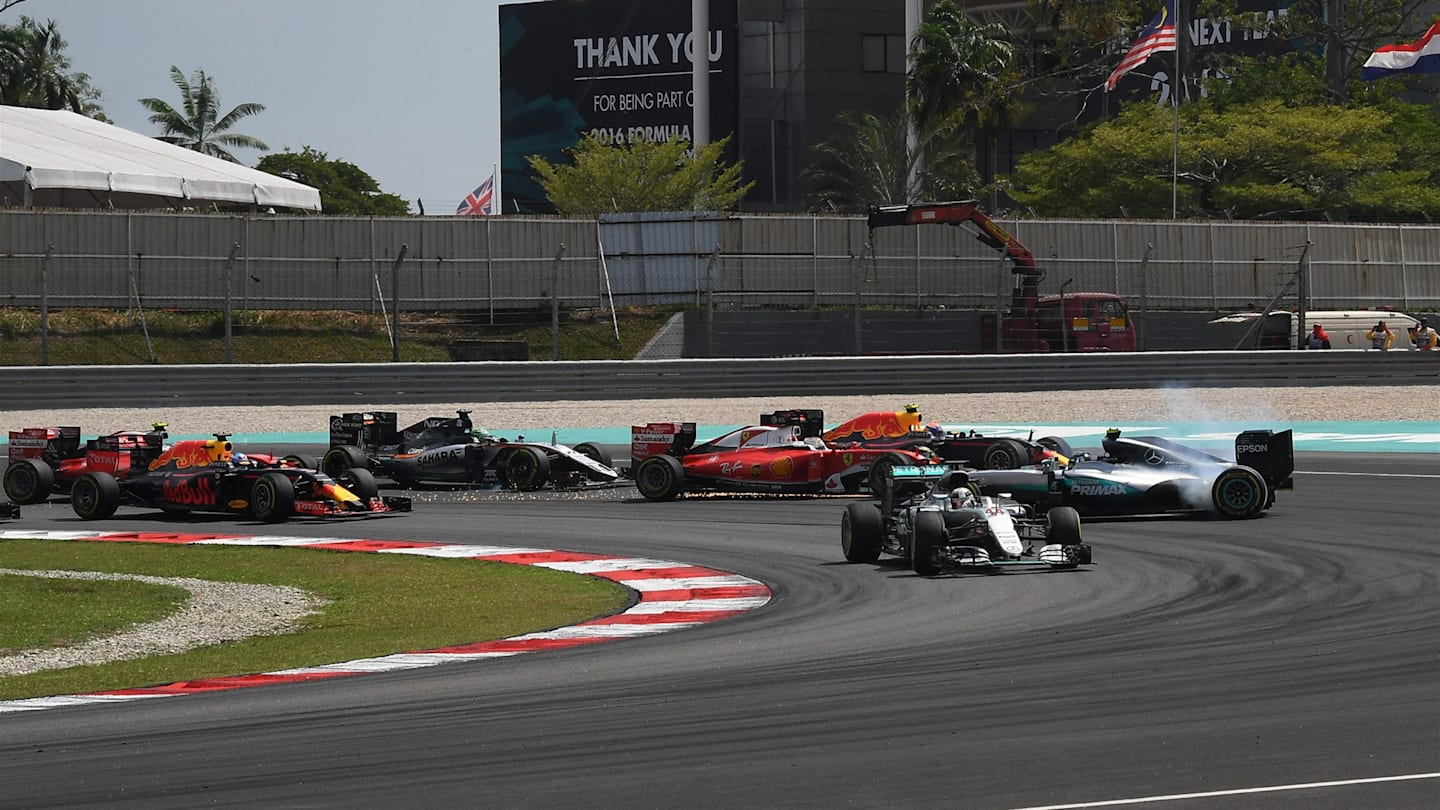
[456,175,494,216]
[1105,0,1178,91]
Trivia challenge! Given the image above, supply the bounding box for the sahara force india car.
[322,410,619,491]
[69,435,410,523]
[814,405,1074,470]
[965,428,1294,520]
[842,463,1092,576]
[630,410,937,501]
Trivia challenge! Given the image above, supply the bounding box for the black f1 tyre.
[3,458,54,504]
[573,442,614,471]
[866,452,913,494]
[634,455,685,501]
[251,472,296,523]
[1045,506,1083,545]
[281,453,318,470]
[841,502,884,563]
[338,467,380,504]
[1211,467,1268,519]
[1036,436,1075,460]
[70,471,121,520]
[322,445,367,479]
[981,439,1027,470]
[504,447,551,491]
[911,511,946,576]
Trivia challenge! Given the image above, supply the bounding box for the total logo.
[1067,480,1127,496]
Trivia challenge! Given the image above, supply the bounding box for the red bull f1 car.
[842,463,1092,576]
[818,405,1073,469]
[323,410,619,491]
[69,435,410,523]
[964,428,1294,520]
[631,409,937,501]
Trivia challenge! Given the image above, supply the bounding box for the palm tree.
[0,16,95,113]
[139,66,268,162]
[802,105,980,212]
[906,1,1018,204]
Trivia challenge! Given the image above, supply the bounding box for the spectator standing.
[1366,321,1395,351]
[1412,318,1438,351]
[1305,323,1331,349]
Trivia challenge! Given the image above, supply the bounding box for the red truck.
[867,202,1136,352]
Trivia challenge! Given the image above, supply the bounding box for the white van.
[1209,310,1430,350]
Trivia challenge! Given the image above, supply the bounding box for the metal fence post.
[1138,241,1153,352]
[223,242,239,363]
[40,242,52,366]
[391,244,408,362]
[551,242,567,361]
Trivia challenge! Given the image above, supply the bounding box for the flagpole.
[1172,0,1182,219]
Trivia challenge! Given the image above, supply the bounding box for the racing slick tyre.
[911,511,946,577]
[841,502,884,563]
[1036,436,1074,460]
[1045,506,1083,545]
[503,447,551,491]
[322,445,367,479]
[3,458,54,504]
[251,472,296,523]
[1210,467,1268,519]
[281,453,318,470]
[634,454,685,501]
[980,439,1027,470]
[573,442,614,473]
[338,467,380,504]
[866,452,913,494]
[70,472,121,520]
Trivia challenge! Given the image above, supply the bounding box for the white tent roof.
[0,106,321,211]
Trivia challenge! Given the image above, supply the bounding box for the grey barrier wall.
[0,353,1433,410]
[2,210,1437,313]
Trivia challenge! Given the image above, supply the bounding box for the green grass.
[0,539,631,700]
[0,575,188,651]
[0,307,676,365]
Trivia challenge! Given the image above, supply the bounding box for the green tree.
[1009,98,1440,220]
[139,66,268,162]
[802,106,981,212]
[527,134,753,217]
[254,146,410,215]
[907,0,1020,202]
[0,16,103,116]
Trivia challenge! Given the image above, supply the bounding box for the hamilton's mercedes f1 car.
[965,428,1294,519]
[69,435,410,523]
[815,405,1073,469]
[842,463,1092,576]
[323,410,619,491]
[631,409,937,500]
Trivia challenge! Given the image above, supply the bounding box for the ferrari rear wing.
[1235,429,1294,491]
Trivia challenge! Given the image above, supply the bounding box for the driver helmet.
[231,451,248,466]
[470,427,497,442]
[925,421,945,439]
[950,487,975,508]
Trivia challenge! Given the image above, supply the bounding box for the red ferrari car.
[5,423,316,504]
[630,410,935,501]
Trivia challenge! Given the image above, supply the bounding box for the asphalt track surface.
[0,452,1437,810]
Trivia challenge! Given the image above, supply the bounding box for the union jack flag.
[1105,0,1178,91]
[457,175,494,216]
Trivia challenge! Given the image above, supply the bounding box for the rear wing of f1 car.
[1234,429,1294,491]
[330,412,400,449]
